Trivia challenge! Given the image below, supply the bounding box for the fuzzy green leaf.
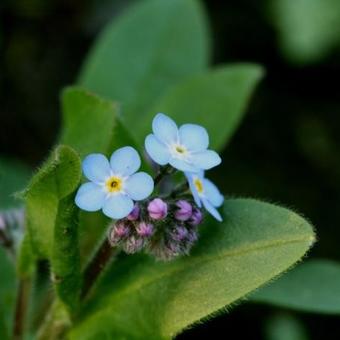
[136,64,264,149]
[50,196,81,312]
[25,145,81,259]
[78,0,209,130]
[69,199,315,339]
[251,259,340,314]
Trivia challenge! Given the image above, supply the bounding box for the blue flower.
[145,113,221,172]
[75,147,154,219]
[185,171,224,222]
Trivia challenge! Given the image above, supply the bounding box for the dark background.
[1,0,339,339]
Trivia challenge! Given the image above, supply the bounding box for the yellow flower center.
[175,145,186,154]
[106,176,123,193]
[194,178,204,194]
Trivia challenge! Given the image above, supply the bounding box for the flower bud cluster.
[108,198,203,261]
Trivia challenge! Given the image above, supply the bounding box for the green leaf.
[0,157,31,209]
[16,232,35,279]
[61,86,119,158]
[50,196,81,312]
[69,199,315,339]
[136,64,264,149]
[25,145,81,259]
[265,314,308,340]
[251,259,340,314]
[0,248,16,339]
[271,0,340,64]
[78,0,209,129]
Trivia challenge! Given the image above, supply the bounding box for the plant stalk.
[81,239,117,300]
[13,278,32,340]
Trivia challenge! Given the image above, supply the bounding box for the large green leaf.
[0,157,31,209]
[271,0,340,64]
[251,259,340,314]
[69,199,315,339]
[24,145,81,259]
[0,248,16,340]
[135,64,264,149]
[79,0,209,129]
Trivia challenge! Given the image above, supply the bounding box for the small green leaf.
[51,196,81,312]
[78,0,209,129]
[69,199,315,339]
[136,64,264,150]
[0,157,31,209]
[0,248,16,339]
[251,259,340,314]
[61,87,119,157]
[271,0,340,64]
[265,314,308,340]
[25,145,81,259]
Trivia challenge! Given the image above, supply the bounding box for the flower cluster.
[75,113,224,260]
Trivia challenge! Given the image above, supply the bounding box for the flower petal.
[179,124,209,152]
[152,113,178,145]
[185,172,203,207]
[82,154,111,183]
[102,194,134,219]
[191,150,221,170]
[202,198,223,222]
[145,134,170,165]
[125,172,154,200]
[75,182,106,212]
[169,157,199,173]
[203,179,224,207]
[110,146,141,176]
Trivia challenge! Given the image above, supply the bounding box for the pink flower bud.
[147,198,168,220]
[136,222,154,237]
[127,204,140,221]
[171,226,188,241]
[175,200,192,221]
[109,221,130,245]
[189,208,203,226]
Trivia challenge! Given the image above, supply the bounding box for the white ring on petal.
[152,113,178,145]
[75,182,106,212]
[191,150,221,170]
[102,194,134,219]
[82,154,111,184]
[179,124,209,152]
[125,172,154,200]
[110,146,141,176]
[145,134,170,165]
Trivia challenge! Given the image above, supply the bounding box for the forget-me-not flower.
[145,113,221,172]
[75,146,154,219]
[186,171,224,222]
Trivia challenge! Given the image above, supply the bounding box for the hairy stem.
[81,239,117,299]
[13,278,32,340]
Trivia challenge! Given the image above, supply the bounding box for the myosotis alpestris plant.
[75,113,224,260]
[0,1,318,339]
